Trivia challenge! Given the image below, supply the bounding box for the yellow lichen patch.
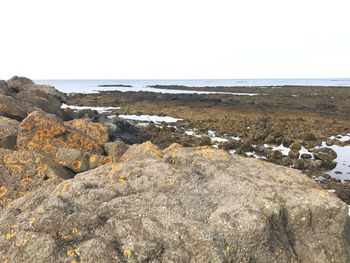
[0,186,8,199]
[89,155,97,164]
[71,227,79,234]
[111,164,123,172]
[71,160,82,170]
[20,177,33,187]
[170,167,178,174]
[56,182,70,197]
[163,178,174,185]
[5,231,17,240]
[118,176,126,184]
[123,249,132,257]
[15,239,28,247]
[306,188,330,198]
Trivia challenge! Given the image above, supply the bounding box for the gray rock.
[300,153,313,159]
[0,142,348,262]
[288,150,300,159]
[0,116,19,149]
[0,94,27,121]
[103,140,129,161]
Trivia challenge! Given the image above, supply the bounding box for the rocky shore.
[0,76,350,262]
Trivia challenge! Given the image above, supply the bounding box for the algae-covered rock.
[17,111,104,157]
[0,142,348,262]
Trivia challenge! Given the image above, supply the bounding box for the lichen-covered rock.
[0,142,348,262]
[0,148,73,208]
[17,111,104,157]
[313,147,338,161]
[65,119,109,144]
[0,95,27,121]
[55,148,90,173]
[103,140,129,161]
[0,116,19,149]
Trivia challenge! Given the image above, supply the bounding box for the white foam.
[61,103,121,113]
[117,114,182,123]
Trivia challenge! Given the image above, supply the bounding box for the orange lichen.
[0,186,8,199]
[71,160,82,170]
[103,156,114,165]
[29,217,37,225]
[89,155,97,163]
[20,177,33,187]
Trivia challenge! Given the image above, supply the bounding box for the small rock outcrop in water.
[0,142,349,262]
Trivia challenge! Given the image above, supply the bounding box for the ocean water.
[35,79,350,94]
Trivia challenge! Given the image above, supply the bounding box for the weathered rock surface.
[0,148,73,208]
[0,143,348,262]
[0,95,27,121]
[0,116,19,149]
[17,111,104,157]
[0,80,11,96]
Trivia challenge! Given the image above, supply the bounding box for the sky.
[0,0,350,79]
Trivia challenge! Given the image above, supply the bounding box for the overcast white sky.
[0,0,350,79]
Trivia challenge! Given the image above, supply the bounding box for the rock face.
[103,140,129,160]
[0,80,11,95]
[17,111,104,157]
[0,116,19,149]
[0,143,348,263]
[0,95,27,121]
[0,148,73,208]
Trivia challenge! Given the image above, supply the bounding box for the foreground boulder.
[0,116,19,149]
[0,148,73,208]
[17,111,104,157]
[0,143,348,262]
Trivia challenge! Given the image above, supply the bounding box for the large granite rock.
[0,142,348,262]
[0,116,19,150]
[0,148,73,208]
[17,111,104,157]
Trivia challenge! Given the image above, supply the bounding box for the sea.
[35,78,350,94]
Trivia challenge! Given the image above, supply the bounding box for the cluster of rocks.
[1,77,350,262]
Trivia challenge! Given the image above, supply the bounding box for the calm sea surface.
[35,79,350,94]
